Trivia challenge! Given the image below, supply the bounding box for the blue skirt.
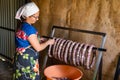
[13,47,40,80]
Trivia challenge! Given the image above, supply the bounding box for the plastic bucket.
[44,65,83,80]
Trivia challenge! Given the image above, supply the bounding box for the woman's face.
[26,11,40,24]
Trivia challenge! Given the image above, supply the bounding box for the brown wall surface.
[32,0,120,80]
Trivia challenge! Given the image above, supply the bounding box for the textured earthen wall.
[32,0,120,80]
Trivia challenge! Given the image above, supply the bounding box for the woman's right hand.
[47,39,55,45]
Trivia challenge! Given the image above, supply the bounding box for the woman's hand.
[28,34,55,52]
[46,39,55,45]
[39,37,47,43]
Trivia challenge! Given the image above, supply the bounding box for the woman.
[13,2,54,80]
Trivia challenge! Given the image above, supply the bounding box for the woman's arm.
[28,34,54,52]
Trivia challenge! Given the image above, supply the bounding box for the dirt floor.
[0,59,13,80]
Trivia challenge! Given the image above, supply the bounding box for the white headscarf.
[15,2,39,20]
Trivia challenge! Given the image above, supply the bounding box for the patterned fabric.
[15,22,38,52]
[13,47,40,80]
[13,22,40,80]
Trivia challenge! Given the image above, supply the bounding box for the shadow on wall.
[105,53,120,80]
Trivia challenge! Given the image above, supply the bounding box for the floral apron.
[13,47,40,80]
